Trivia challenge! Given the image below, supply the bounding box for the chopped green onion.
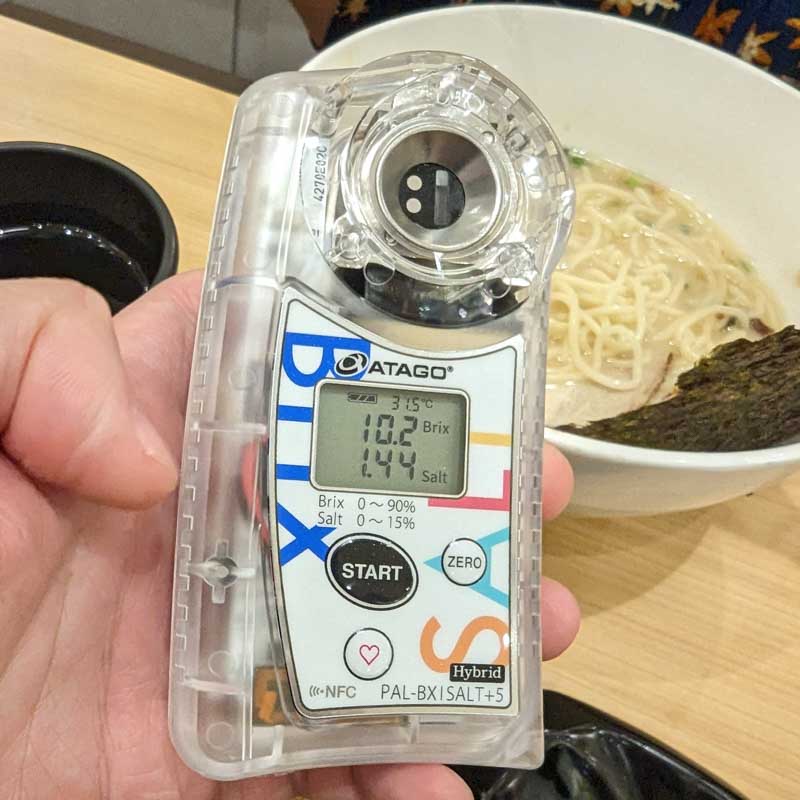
[568,152,588,168]
[623,174,642,189]
[738,259,754,273]
[679,223,692,235]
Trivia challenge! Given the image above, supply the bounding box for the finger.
[1,278,177,508]
[113,270,204,459]
[542,442,573,521]
[541,576,581,660]
[233,763,472,800]
[352,764,472,800]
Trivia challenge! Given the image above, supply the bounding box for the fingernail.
[133,407,177,473]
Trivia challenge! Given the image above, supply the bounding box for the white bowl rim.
[307,3,799,102]
[309,4,800,471]
[545,428,800,470]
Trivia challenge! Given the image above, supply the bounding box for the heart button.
[344,628,393,681]
[359,644,380,666]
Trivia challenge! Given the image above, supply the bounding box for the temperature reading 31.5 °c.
[312,381,468,496]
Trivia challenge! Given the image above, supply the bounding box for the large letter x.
[277,504,335,565]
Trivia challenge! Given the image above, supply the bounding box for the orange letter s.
[419,616,509,673]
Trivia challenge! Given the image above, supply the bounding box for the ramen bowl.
[307,6,800,516]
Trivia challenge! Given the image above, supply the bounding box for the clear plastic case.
[169,51,574,780]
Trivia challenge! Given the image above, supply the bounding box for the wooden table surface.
[2,15,799,799]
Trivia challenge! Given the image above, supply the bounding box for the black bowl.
[0,142,178,312]
[452,691,746,799]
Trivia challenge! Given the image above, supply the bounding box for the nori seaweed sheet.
[558,326,800,452]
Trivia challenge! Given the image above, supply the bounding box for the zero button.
[441,538,487,586]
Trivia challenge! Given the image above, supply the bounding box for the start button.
[326,534,418,609]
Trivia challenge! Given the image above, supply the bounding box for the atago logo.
[334,352,369,377]
[368,361,449,380]
[334,352,450,381]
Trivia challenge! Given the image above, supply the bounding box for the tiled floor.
[6,0,315,79]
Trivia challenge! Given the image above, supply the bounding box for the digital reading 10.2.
[313,382,467,496]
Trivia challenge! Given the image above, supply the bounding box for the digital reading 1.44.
[313,381,467,496]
